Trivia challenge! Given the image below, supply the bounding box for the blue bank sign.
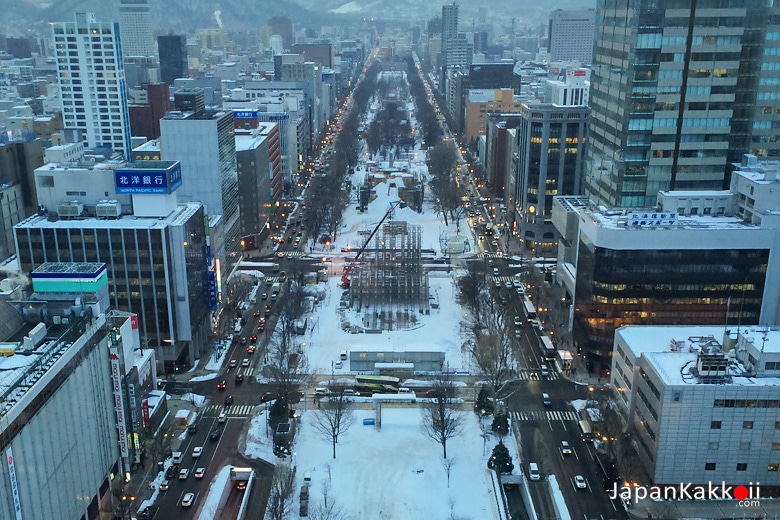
[234,110,258,119]
[115,162,183,194]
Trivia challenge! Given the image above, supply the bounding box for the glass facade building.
[585,0,780,208]
[13,203,209,370]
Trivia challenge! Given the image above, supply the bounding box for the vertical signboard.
[142,399,151,427]
[208,271,218,310]
[6,447,22,520]
[110,349,129,458]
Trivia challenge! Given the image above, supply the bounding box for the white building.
[545,69,590,107]
[612,324,780,487]
[119,0,155,58]
[547,9,595,64]
[52,13,132,160]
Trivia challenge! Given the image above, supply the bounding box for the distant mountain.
[5,0,596,36]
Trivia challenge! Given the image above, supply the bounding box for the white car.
[513,316,522,327]
[194,467,206,479]
[516,287,525,295]
[192,446,203,458]
[504,281,512,290]
[179,468,189,480]
[181,492,195,507]
[574,475,587,489]
[241,358,250,367]
[560,441,572,455]
[513,280,523,288]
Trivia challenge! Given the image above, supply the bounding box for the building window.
[776,421,780,430]
[744,421,754,429]
[708,442,719,450]
[711,421,722,429]
[673,392,681,402]
[770,464,779,471]
[705,463,716,471]
[772,443,780,451]
[737,463,748,471]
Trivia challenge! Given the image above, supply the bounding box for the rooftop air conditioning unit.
[96,200,122,218]
[57,201,83,217]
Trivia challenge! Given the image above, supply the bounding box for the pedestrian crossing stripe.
[479,252,503,259]
[516,371,559,381]
[493,275,519,282]
[510,410,578,422]
[240,368,255,376]
[205,404,257,416]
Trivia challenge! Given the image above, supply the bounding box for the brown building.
[463,89,523,145]
[128,83,173,140]
[290,43,332,68]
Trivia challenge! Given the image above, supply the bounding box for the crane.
[341,197,406,288]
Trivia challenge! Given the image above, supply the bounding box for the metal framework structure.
[349,222,429,328]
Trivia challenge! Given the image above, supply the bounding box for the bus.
[578,419,594,443]
[522,296,537,321]
[355,374,401,393]
[539,335,556,360]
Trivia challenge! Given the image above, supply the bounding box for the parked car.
[165,464,179,479]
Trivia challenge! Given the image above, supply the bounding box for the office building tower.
[160,110,241,287]
[0,301,149,520]
[611,326,780,488]
[235,122,282,241]
[440,2,459,86]
[128,82,172,140]
[584,1,780,208]
[515,103,589,255]
[119,0,154,57]
[553,184,780,371]
[51,13,132,160]
[174,88,205,113]
[268,16,293,50]
[547,9,595,64]
[158,34,188,85]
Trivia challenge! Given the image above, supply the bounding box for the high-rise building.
[440,2,459,86]
[515,102,589,255]
[547,9,595,64]
[128,82,173,140]
[584,1,780,208]
[119,0,154,57]
[52,13,132,160]
[268,16,293,50]
[160,110,241,286]
[158,34,188,85]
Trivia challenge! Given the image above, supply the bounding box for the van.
[528,462,540,481]
[303,471,312,482]
[542,393,551,407]
[340,350,348,360]
[398,387,412,394]
[171,451,183,464]
[540,364,549,378]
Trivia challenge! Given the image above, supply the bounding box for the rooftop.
[617,325,780,386]
[16,201,202,230]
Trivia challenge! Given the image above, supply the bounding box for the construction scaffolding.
[349,222,430,329]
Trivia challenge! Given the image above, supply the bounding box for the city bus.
[355,374,401,393]
[539,335,556,361]
[578,419,594,443]
[522,296,537,321]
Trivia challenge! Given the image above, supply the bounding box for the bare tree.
[441,456,457,488]
[267,464,296,520]
[421,378,463,459]
[468,332,513,397]
[311,390,355,459]
[266,286,309,404]
[309,480,350,520]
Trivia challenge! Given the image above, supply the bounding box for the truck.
[272,282,281,295]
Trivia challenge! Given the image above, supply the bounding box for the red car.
[247,345,256,354]
[217,380,227,390]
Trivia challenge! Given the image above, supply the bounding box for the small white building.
[612,324,780,487]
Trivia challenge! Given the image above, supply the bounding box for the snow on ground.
[196,465,232,520]
[243,406,517,520]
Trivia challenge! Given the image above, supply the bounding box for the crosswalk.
[492,275,518,283]
[510,410,578,422]
[204,404,258,417]
[479,252,503,259]
[516,370,559,381]
[238,367,256,376]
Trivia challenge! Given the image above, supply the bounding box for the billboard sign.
[234,110,258,119]
[115,162,182,194]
